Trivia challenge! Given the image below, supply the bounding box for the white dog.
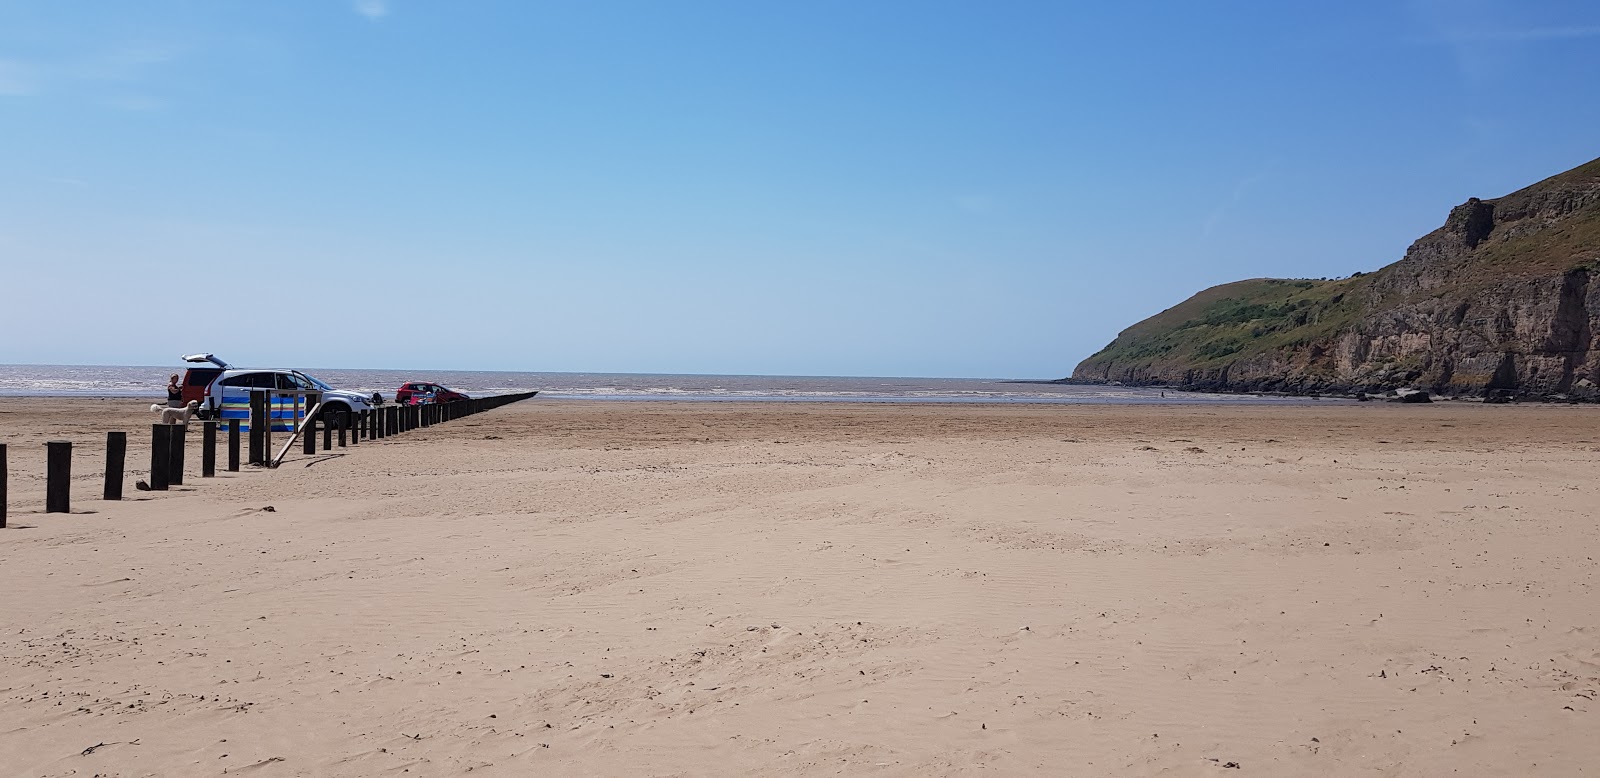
[151,400,201,425]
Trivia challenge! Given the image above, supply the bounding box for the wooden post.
[1,443,7,529]
[150,424,170,490]
[202,421,216,477]
[323,411,333,449]
[248,390,267,465]
[263,391,274,466]
[46,440,71,513]
[168,423,186,486]
[338,412,348,447]
[104,431,126,500]
[303,413,317,455]
[227,418,241,472]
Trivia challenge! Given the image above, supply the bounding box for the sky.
[2,1,1598,378]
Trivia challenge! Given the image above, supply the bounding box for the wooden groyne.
[1,391,539,521]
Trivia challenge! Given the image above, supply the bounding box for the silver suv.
[182,354,378,430]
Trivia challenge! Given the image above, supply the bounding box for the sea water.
[0,364,1328,405]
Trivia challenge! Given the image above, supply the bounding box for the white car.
[182,354,379,431]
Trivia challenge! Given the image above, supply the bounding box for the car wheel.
[318,401,351,425]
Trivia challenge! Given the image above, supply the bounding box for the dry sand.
[1,398,1597,776]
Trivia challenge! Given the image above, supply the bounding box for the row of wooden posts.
[0,390,539,527]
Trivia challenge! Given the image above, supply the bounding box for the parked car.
[178,353,230,406]
[395,381,471,405]
[182,354,379,430]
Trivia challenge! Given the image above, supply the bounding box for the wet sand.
[1,398,1597,775]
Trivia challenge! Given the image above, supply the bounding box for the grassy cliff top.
[1076,276,1367,374]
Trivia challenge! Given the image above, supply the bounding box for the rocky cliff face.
[1072,157,1600,399]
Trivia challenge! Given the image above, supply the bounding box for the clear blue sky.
[3,1,1598,378]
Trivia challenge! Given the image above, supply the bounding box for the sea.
[0,364,1331,405]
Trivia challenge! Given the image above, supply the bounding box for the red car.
[395,381,471,405]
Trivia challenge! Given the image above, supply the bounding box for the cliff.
[1071,156,1600,399]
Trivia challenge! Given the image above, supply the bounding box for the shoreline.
[0,391,1338,405]
[1023,377,1592,404]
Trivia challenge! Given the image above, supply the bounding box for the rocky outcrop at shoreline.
[1071,156,1600,400]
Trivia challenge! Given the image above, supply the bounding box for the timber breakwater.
[0,391,540,525]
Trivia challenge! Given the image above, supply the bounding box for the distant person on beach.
[167,374,184,407]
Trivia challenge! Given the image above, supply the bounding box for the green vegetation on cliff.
[1072,155,1600,396]
[1079,276,1368,375]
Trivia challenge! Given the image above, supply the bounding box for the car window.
[184,369,221,386]
[278,373,314,391]
[222,372,275,389]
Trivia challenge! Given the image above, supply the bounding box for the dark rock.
[1445,197,1495,248]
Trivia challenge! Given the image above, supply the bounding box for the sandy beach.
[1,397,1597,776]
